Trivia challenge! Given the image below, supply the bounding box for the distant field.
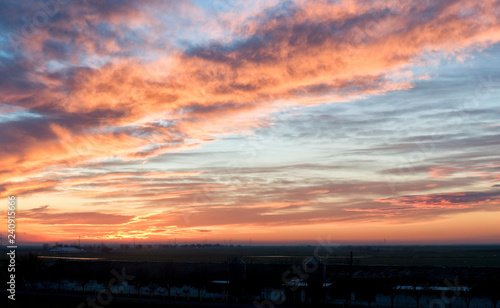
[5,245,500,266]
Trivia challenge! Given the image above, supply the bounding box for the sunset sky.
[1,0,500,245]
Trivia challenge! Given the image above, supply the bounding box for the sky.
[0,0,500,245]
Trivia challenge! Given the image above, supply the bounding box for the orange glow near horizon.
[1,0,500,245]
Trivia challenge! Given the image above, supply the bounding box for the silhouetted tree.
[148,281,160,298]
[492,294,500,308]
[460,291,474,308]
[17,252,43,289]
[355,280,377,308]
[161,265,175,298]
[407,275,428,308]
[193,263,208,301]
[128,266,148,297]
[41,277,53,290]
[381,276,399,308]
[75,264,91,294]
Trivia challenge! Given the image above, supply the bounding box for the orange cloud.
[2,0,500,242]
[2,0,500,187]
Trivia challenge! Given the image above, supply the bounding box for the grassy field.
[7,244,500,266]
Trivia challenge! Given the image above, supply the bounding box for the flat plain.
[7,244,500,266]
